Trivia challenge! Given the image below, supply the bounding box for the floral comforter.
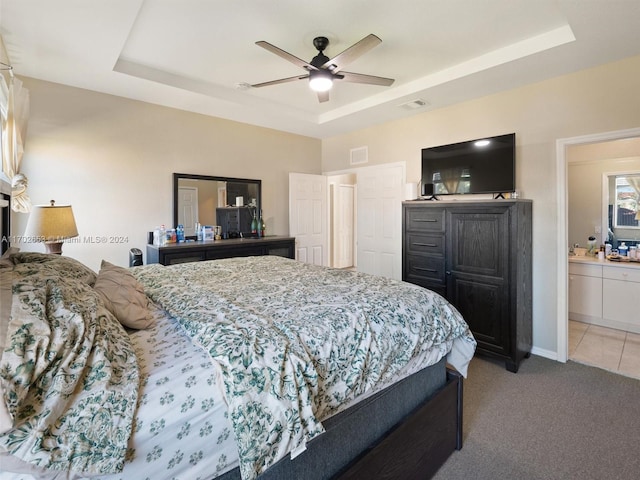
[0,254,139,475]
[132,256,476,480]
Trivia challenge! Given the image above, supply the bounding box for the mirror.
[602,172,640,249]
[173,173,261,238]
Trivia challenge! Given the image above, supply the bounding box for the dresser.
[146,236,295,265]
[403,200,532,372]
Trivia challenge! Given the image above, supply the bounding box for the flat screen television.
[421,133,515,197]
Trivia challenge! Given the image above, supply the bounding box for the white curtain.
[626,175,640,221]
[1,73,31,213]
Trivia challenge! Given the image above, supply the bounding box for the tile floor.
[569,320,640,380]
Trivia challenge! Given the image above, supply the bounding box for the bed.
[0,252,476,480]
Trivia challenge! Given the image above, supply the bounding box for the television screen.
[421,133,515,196]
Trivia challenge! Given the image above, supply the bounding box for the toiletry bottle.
[587,236,597,255]
[159,225,166,246]
[619,242,628,256]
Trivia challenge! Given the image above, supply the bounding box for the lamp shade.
[24,200,78,243]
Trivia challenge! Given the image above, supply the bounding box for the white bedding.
[1,254,475,480]
[2,300,471,480]
[1,302,239,480]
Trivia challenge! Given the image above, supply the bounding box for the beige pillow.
[94,260,153,329]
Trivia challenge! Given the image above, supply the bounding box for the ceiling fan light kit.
[252,34,394,102]
[308,69,333,92]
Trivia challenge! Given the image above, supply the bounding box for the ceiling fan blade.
[255,41,317,71]
[339,71,395,86]
[251,74,309,88]
[321,34,382,73]
[317,90,330,103]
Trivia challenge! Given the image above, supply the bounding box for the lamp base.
[44,242,63,255]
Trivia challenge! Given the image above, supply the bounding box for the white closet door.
[356,164,404,280]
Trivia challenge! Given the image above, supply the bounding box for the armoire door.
[446,208,510,356]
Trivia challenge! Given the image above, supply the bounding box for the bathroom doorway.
[559,128,640,364]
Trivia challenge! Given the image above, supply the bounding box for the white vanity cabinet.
[602,266,640,331]
[569,258,640,334]
[568,263,603,321]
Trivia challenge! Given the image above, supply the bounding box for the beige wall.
[13,78,321,271]
[321,54,640,356]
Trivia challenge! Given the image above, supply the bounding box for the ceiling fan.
[251,34,395,103]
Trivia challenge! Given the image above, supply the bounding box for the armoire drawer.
[406,207,446,232]
[405,254,446,281]
[405,232,445,255]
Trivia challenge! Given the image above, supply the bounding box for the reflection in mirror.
[604,173,640,249]
[173,173,261,238]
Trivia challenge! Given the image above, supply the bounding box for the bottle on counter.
[259,210,266,238]
[251,210,259,237]
[605,243,612,256]
[159,225,167,246]
[619,242,629,256]
[587,236,597,255]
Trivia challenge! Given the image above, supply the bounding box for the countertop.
[569,255,640,269]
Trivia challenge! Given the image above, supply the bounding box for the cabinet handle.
[415,219,437,223]
[413,242,437,247]
[415,267,437,273]
[446,271,451,275]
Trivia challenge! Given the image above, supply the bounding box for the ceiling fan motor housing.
[311,37,331,69]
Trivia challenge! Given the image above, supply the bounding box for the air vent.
[350,146,368,165]
[398,99,429,110]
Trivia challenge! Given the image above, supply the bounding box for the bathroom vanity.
[568,256,640,333]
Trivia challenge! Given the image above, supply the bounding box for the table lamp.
[24,200,78,254]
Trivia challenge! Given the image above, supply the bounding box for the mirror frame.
[173,173,262,237]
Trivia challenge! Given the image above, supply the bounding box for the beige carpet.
[433,355,640,480]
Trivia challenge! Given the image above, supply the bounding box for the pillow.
[93,260,153,329]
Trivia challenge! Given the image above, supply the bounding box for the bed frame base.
[335,369,463,480]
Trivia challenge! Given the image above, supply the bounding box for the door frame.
[326,161,406,278]
[556,126,640,363]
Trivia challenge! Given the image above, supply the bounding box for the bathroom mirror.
[173,173,261,238]
[602,172,640,248]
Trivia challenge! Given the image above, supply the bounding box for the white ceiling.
[1,0,640,139]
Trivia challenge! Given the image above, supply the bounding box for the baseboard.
[530,346,559,361]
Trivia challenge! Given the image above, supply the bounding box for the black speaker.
[129,248,143,267]
[422,182,434,197]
